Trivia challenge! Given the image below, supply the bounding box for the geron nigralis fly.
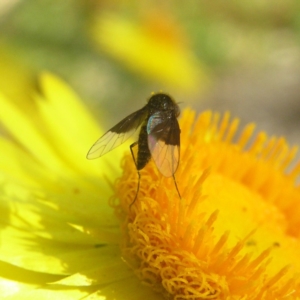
[87,93,181,206]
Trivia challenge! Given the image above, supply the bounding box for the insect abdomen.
[137,124,151,170]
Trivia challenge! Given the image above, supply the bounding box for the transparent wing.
[147,112,180,177]
[87,107,147,159]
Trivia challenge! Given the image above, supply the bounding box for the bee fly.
[87,93,181,206]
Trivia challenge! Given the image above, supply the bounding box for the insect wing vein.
[147,114,180,177]
[87,107,147,159]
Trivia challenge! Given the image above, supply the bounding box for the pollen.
[111,109,300,299]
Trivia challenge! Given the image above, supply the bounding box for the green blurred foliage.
[1,0,300,127]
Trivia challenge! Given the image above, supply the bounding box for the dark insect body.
[87,93,181,206]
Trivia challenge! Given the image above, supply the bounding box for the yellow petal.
[53,256,132,286]
[0,261,62,297]
[5,286,90,300]
[90,12,208,93]
[0,92,66,174]
[95,277,161,300]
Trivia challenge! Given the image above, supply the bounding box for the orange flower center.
[111,109,300,299]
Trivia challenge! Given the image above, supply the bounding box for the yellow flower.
[0,73,157,299]
[89,11,209,93]
[0,72,299,299]
[112,111,300,299]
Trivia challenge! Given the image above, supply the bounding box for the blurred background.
[1,0,300,147]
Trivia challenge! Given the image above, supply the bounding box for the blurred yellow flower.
[89,11,208,93]
[0,72,299,299]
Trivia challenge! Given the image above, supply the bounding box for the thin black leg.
[173,174,181,199]
[129,142,140,208]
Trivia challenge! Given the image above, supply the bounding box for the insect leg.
[173,174,181,199]
[130,141,138,167]
[129,142,140,208]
